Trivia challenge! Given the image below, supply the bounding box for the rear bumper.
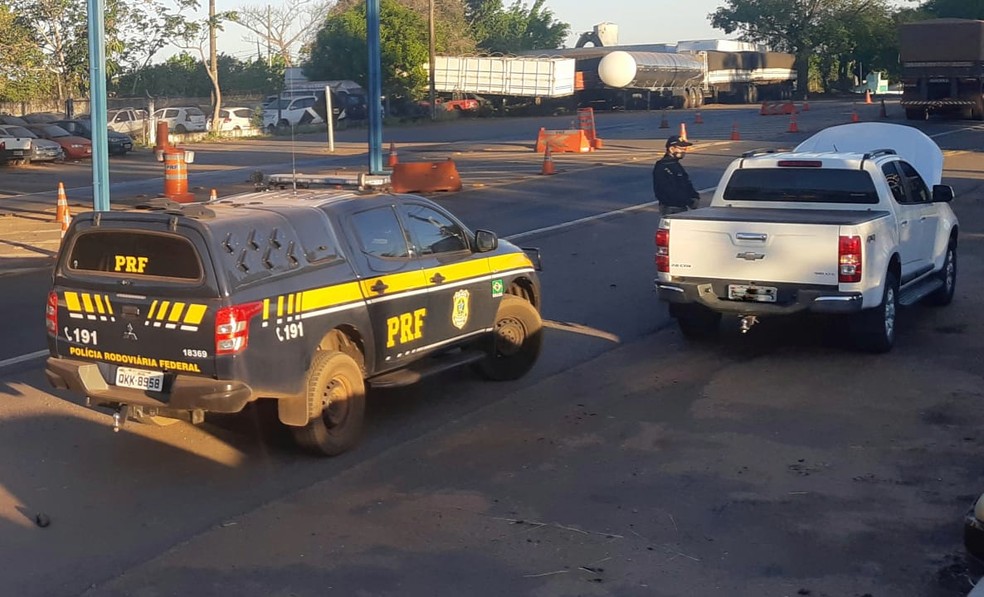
[45,357,253,413]
[655,279,863,315]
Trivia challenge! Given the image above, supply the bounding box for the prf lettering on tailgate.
[114,255,149,274]
[386,308,426,348]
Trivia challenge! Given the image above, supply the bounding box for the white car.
[153,106,208,134]
[263,96,324,131]
[210,107,255,133]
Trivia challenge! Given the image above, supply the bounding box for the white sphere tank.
[598,51,638,88]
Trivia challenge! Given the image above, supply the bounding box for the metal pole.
[429,0,436,121]
[325,85,335,153]
[366,0,383,174]
[87,0,110,211]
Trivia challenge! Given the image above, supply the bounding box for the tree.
[0,4,52,101]
[710,0,891,97]
[920,0,984,19]
[465,0,568,54]
[233,0,333,67]
[305,0,429,99]
[172,2,237,132]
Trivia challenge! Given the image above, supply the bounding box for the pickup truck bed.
[666,206,891,226]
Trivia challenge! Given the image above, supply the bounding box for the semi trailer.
[900,18,984,120]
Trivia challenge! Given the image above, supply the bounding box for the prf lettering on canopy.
[386,308,426,348]
[115,255,149,273]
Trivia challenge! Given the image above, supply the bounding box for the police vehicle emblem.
[123,323,138,341]
[452,289,470,329]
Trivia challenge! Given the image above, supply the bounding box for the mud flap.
[278,395,310,427]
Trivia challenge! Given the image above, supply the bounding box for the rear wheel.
[292,351,366,456]
[852,271,898,353]
[477,295,543,381]
[925,243,957,306]
[175,124,187,134]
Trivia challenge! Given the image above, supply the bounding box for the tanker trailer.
[597,51,705,108]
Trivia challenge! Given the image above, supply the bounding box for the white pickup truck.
[0,131,32,164]
[655,123,959,352]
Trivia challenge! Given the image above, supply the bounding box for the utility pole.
[367,0,383,174]
[429,0,436,121]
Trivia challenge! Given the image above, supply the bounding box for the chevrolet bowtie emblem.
[736,252,766,261]
[123,323,138,341]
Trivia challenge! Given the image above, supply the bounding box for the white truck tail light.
[215,302,263,355]
[655,227,670,273]
[839,235,862,283]
[46,291,58,335]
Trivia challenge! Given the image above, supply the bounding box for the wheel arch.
[508,276,539,309]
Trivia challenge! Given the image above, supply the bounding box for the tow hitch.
[739,315,760,334]
[112,405,129,432]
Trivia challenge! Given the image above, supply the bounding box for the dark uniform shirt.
[652,154,700,208]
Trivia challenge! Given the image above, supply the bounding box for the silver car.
[0,124,64,162]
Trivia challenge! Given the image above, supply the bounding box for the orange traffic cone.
[659,110,669,129]
[694,111,703,124]
[387,142,399,167]
[209,188,217,201]
[851,107,860,123]
[60,198,72,239]
[540,145,556,176]
[864,89,873,104]
[730,122,741,141]
[55,182,68,223]
[679,122,688,141]
[760,101,769,116]
[787,113,799,133]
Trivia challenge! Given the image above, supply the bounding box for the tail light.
[46,291,58,336]
[655,227,670,273]
[838,235,862,283]
[215,302,263,355]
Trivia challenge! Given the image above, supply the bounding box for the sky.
[201,0,731,64]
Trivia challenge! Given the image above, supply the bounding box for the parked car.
[0,114,29,126]
[0,125,64,162]
[24,124,92,160]
[23,112,66,124]
[104,108,148,137]
[52,119,133,156]
[263,96,324,132]
[208,107,255,133]
[152,106,207,133]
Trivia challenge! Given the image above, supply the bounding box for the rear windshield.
[724,168,879,204]
[67,231,203,281]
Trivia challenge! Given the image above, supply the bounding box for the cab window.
[403,204,469,255]
[67,231,202,280]
[898,161,931,203]
[351,207,410,259]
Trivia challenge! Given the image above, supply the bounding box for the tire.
[277,119,290,130]
[175,124,187,134]
[852,271,898,353]
[477,295,543,381]
[925,242,957,306]
[670,303,721,340]
[266,124,276,134]
[292,351,366,456]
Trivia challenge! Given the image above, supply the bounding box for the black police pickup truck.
[45,190,542,456]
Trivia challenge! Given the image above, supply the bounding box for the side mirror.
[933,184,954,203]
[475,229,498,253]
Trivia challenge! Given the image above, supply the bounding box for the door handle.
[370,279,389,294]
[736,232,767,241]
[900,220,909,227]
[430,272,445,284]
[920,216,928,221]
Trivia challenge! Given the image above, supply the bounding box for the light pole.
[429,0,436,121]
[367,0,383,174]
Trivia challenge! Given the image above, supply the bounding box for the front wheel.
[477,295,543,381]
[852,271,898,353]
[925,243,957,306]
[292,351,366,456]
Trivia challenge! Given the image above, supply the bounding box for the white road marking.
[504,186,717,242]
[0,349,48,370]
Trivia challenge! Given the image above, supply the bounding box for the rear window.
[186,107,205,117]
[724,168,879,204]
[67,231,203,281]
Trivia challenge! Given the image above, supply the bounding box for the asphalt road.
[2,102,984,596]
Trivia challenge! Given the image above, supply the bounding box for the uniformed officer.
[652,135,700,216]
